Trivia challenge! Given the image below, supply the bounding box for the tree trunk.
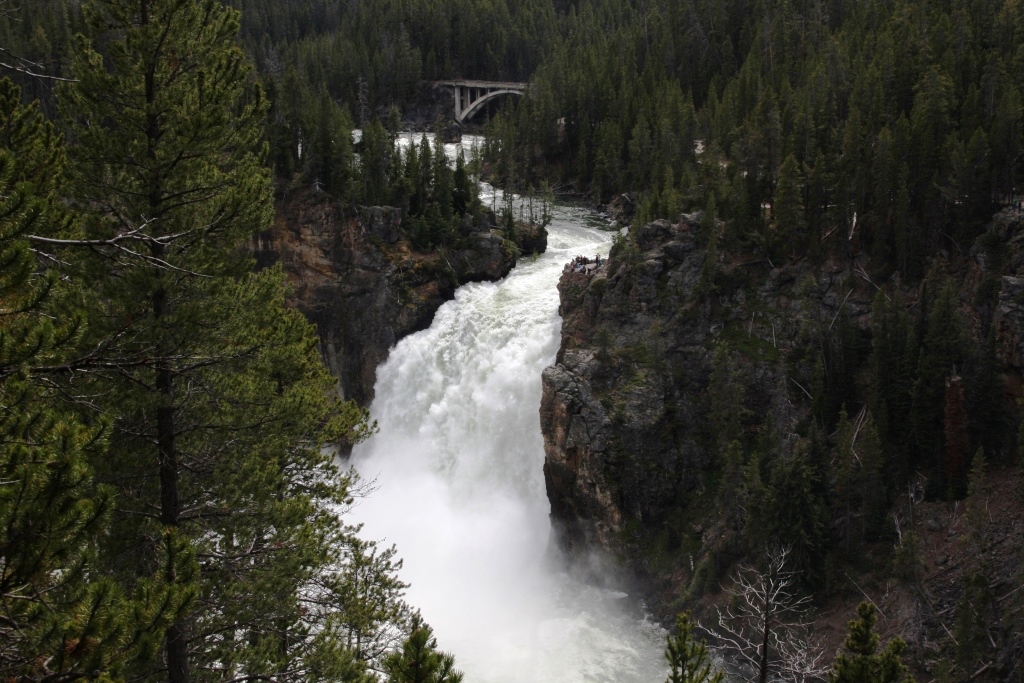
[759,606,770,683]
[155,266,188,683]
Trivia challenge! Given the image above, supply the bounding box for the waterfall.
[349,137,667,682]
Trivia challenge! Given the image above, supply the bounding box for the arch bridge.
[437,80,527,124]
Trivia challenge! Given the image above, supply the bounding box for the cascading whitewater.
[350,139,666,682]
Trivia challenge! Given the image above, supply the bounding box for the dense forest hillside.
[480,0,1023,679]
[486,0,1023,279]
[543,207,1024,681]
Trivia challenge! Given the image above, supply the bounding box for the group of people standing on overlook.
[565,254,604,274]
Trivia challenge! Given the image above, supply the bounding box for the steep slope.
[542,208,1024,678]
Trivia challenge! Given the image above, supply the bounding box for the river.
[348,135,667,682]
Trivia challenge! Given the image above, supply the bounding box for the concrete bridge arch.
[437,80,527,124]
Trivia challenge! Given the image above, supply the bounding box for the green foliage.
[771,154,806,258]
[833,407,860,556]
[829,602,914,683]
[698,196,720,296]
[382,615,464,683]
[964,328,1008,462]
[6,0,1024,677]
[892,531,922,584]
[665,612,724,683]
[751,442,829,587]
[10,0,1024,255]
[707,343,746,453]
[943,375,970,499]
[857,416,889,542]
[868,289,915,482]
[954,571,996,674]
[0,76,128,682]
[912,268,966,497]
[482,0,1024,275]
[49,1,395,680]
[305,89,356,198]
[964,448,989,550]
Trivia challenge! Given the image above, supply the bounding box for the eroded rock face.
[540,215,877,604]
[254,190,517,409]
[542,218,723,566]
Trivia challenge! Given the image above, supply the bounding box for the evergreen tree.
[964,448,989,550]
[665,612,724,683]
[943,374,970,499]
[857,415,889,541]
[964,327,1007,462]
[327,535,413,664]
[698,193,720,296]
[707,342,746,454]
[912,270,964,496]
[382,615,464,683]
[760,443,828,587]
[833,407,859,556]
[829,602,913,683]
[452,150,473,216]
[772,154,806,257]
[360,117,396,206]
[868,289,913,476]
[0,76,128,682]
[953,446,995,674]
[58,1,373,680]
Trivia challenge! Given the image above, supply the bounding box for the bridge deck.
[436,79,527,90]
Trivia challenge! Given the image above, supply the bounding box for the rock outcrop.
[541,208,1024,622]
[543,218,813,566]
[254,189,529,409]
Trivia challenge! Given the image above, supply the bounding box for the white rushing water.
[349,136,667,682]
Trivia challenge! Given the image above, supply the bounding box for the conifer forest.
[2,0,1024,681]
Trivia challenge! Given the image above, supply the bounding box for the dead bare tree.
[702,546,827,683]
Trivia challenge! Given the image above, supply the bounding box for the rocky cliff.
[541,208,1024,674]
[542,215,820,580]
[254,189,537,409]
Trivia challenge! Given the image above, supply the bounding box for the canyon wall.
[254,189,533,408]
[541,208,1024,641]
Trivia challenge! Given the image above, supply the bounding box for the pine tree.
[698,193,719,296]
[452,150,473,216]
[868,289,913,476]
[0,77,127,681]
[858,415,889,541]
[760,443,828,587]
[665,612,724,683]
[58,1,373,680]
[382,615,464,683]
[833,406,859,556]
[943,374,970,499]
[707,342,746,453]
[829,602,913,683]
[912,271,964,496]
[964,448,989,549]
[361,117,396,206]
[772,153,806,257]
